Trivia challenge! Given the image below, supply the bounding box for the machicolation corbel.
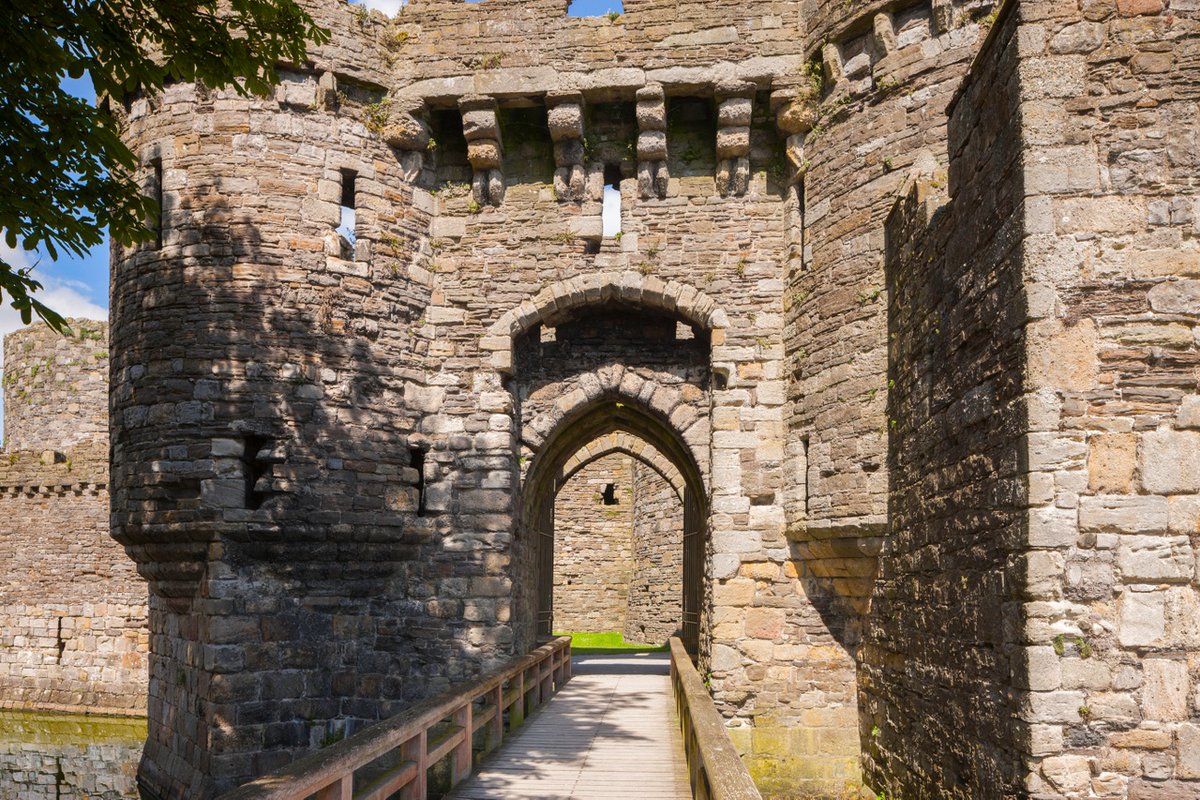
[460,95,505,207]
[547,90,587,203]
[715,81,754,198]
[636,84,669,200]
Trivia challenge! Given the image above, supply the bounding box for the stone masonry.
[0,321,148,716]
[97,0,1200,797]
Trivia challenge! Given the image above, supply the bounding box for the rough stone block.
[1142,431,1200,493]
[467,139,503,170]
[1117,535,1193,582]
[637,130,667,161]
[716,127,751,159]
[546,103,583,141]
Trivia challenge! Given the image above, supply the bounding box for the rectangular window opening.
[602,163,622,237]
[411,447,428,517]
[243,435,271,511]
[601,482,619,505]
[338,169,357,250]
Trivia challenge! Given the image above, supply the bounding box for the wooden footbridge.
[222,637,760,800]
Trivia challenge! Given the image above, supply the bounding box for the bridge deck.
[449,653,692,799]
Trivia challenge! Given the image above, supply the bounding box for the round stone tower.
[2,318,109,453]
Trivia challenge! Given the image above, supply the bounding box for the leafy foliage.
[0,0,330,331]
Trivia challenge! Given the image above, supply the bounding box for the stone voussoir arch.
[519,366,709,476]
[558,431,687,503]
[481,271,730,374]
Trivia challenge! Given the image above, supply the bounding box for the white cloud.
[351,0,405,17]
[602,186,622,236]
[0,240,107,442]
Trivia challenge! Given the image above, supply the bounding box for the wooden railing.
[669,637,762,800]
[219,636,572,800]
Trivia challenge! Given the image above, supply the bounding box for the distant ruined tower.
[108,0,1200,798]
[0,320,147,715]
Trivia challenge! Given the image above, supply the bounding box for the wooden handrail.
[218,636,572,800]
[669,637,762,800]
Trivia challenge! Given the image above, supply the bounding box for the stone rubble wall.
[624,460,684,645]
[552,453,635,633]
[873,2,1028,794]
[1015,0,1200,796]
[0,322,148,717]
[878,0,1200,797]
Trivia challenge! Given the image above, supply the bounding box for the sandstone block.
[1143,659,1189,720]
[1080,495,1168,535]
[461,108,498,141]
[718,98,753,128]
[1177,396,1200,430]
[467,139,503,170]
[554,138,584,167]
[382,114,430,150]
[1117,535,1193,582]
[716,127,751,159]
[637,130,668,161]
[1087,433,1137,493]
[546,103,583,141]
[1141,431,1200,493]
[1119,590,1165,647]
[1177,724,1200,779]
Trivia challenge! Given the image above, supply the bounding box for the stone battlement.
[0,321,148,717]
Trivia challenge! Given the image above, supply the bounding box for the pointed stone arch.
[481,271,730,374]
[558,431,686,503]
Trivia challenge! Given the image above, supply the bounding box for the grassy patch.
[556,631,668,654]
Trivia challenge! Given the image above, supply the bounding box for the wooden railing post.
[314,776,351,800]
[451,701,473,786]
[399,731,426,800]
[668,637,762,800]
[490,684,504,749]
[511,671,526,726]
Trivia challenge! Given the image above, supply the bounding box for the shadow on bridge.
[448,653,691,799]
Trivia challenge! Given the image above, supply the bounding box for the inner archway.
[519,397,708,654]
[551,439,686,645]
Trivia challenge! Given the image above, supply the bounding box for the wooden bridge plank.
[448,653,692,800]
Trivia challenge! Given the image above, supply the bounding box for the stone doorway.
[519,400,708,655]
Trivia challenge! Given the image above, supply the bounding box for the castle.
[3,0,1194,797]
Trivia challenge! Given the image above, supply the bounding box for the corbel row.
[375,82,824,205]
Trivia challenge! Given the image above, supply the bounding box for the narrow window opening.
[601,482,619,505]
[602,163,622,237]
[243,435,271,510]
[337,169,357,251]
[411,447,428,516]
[150,158,163,249]
[800,435,810,516]
[797,178,807,267]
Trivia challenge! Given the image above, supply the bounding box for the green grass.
[556,631,669,654]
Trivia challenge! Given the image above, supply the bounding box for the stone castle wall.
[553,453,634,633]
[625,460,684,645]
[880,0,1200,796]
[104,0,1200,796]
[0,321,148,716]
